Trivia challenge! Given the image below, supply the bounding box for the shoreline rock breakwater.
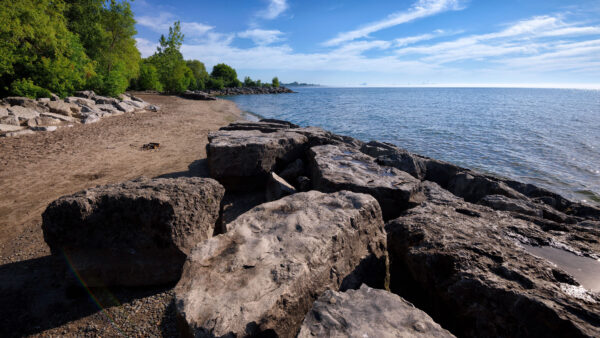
[0,91,159,137]
[181,86,294,100]
[38,118,599,336]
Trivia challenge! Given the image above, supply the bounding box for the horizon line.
[313,83,600,90]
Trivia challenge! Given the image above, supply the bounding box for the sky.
[133,0,600,88]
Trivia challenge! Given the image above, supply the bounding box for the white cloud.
[323,0,464,46]
[137,12,214,37]
[395,15,600,66]
[257,0,288,20]
[135,37,158,58]
[238,29,285,45]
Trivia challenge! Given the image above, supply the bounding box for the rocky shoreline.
[0,91,158,137]
[181,86,294,100]
[3,117,600,337]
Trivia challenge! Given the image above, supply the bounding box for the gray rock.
[37,97,50,103]
[42,177,225,286]
[50,93,61,101]
[94,96,120,105]
[147,104,160,112]
[115,101,135,113]
[95,104,119,113]
[265,172,297,201]
[30,126,57,132]
[447,171,525,203]
[293,126,363,148]
[82,114,100,124]
[74,90,96,99]
[298,285,454,338]
[1,129,35,137]
[361,141,428,179]
[129,95,144,102]
[27,116,62,128]
[0,124,25,133]
[0,107,8,117]
[308,144,423,220]
[219,120,295,133]
[64,96,95,107]
[386,181,600,337]
[7,106,39,121]
[123,100,147,109]
[46,101,80,117]
[0,115,20,126]
[175,191,388,337]
[180,90,217,101]
[39,112,78,123]
[207,129,308,190]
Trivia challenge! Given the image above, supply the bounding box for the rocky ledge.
[181,86,294,100]
[0,91,159,137]
[30,118,600,337]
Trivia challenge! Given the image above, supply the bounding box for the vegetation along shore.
[1,1,599,337]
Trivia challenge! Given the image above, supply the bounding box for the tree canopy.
[0,2,281,98]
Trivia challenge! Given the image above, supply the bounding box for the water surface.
[227,87,600,204]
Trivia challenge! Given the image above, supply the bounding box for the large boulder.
[175,191,388,337]
[207,129,308,190]
[42,177,225,286]
[0,124,25,133]
[46,101,80,117]
[4,97,49,112]
[64,96,95,107]
[39,112,78,123]
[298,285,454,337]
[180,90,217,101]
[219,120,295,133]
[361,141,427,179]
[7,106,39,121]
[27,116,62,128]
[94,95,120,105]
[386,181,600,337]
[0,115,20,126]
[308,144,423,220]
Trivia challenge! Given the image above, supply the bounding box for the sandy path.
[0,94,241,263]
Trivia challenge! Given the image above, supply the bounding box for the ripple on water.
[228,87,600,205]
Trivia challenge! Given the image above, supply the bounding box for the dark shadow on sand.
[0,255,173,337]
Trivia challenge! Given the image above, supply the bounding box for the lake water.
[226,87,600,204]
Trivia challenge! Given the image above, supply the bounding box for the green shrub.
[243,76,256,87]
[207,77,224,90]
[137,62,163,91]
[10,78,51,98]
[272,77,280,88]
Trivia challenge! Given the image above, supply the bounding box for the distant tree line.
[0,1,280,98]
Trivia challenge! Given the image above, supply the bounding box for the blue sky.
[133,0,600,87]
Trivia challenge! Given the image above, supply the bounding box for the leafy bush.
[243,76,256,87]
[211,63,239,87]
[272,77,280,88]
[10,79,51,98]
[137,62,163,91]
[206,78,224,90]
[186,60,209,90]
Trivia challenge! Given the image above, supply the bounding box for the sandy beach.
[0,95,241,337]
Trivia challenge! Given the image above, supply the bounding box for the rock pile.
[0,91,158,137]
[181,87,294,100]
[40,118,600,336]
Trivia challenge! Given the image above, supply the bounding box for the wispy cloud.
[137,12,214,37]
[135,37,158,58]
[395,15,600,65]
[394,29,461,47]
[323,0,464,46]
[238,29,285,45]
[257,0,288,20]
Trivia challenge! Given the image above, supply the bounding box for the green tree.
[186,60,209,90]
[147,21,192,93]
[210,63,239,88]
[0,0,95,97]
[206,78,224,90]
[272,77,280,88]
[136,62,163,91]
[243,76,256,87]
